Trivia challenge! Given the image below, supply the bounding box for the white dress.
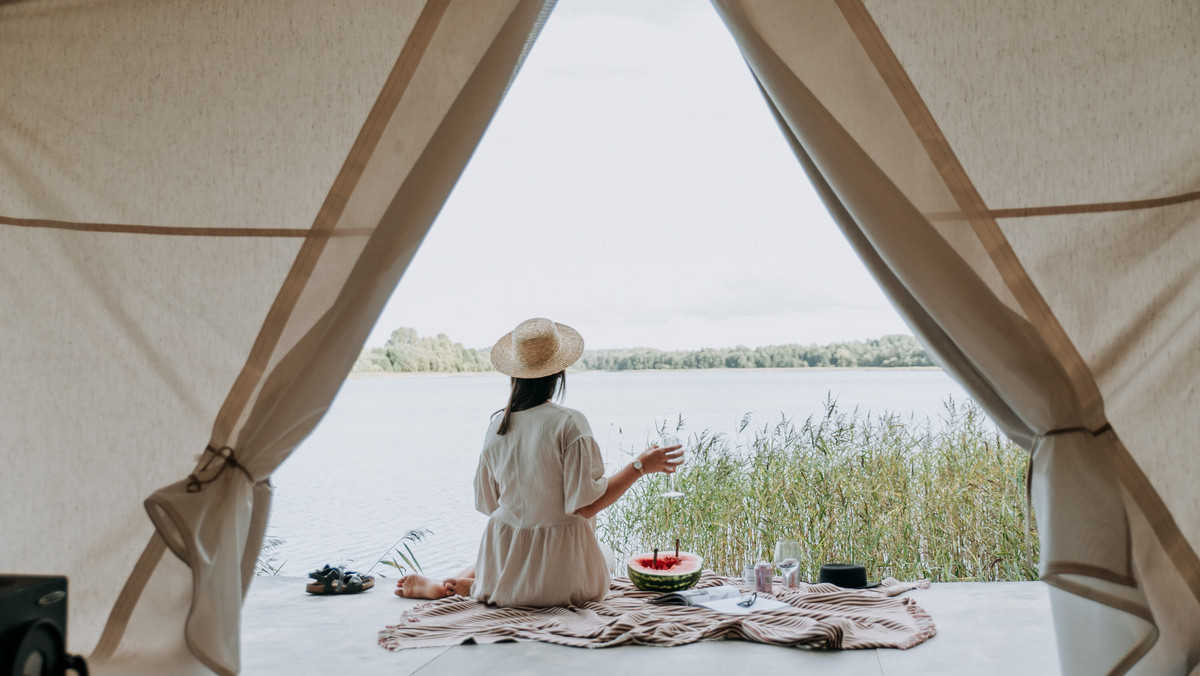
[471,402,613,607]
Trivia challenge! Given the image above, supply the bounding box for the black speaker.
[0,576,87,676]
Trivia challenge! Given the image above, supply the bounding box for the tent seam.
[924,188,1200,221]
[0,215,373,237]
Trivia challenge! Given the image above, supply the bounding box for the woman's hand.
[575,442,685,519]
[637,443,684,475]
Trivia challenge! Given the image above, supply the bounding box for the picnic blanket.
[379,572,935,652]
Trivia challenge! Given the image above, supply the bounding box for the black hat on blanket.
[818,563,881,589]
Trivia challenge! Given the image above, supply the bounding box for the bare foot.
[443,577,473,597]
[394,574,452,599]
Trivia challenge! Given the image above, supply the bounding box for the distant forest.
[353,328,934,374]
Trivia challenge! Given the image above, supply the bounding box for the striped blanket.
[379,572,934,651]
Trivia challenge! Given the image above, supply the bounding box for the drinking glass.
[659,432,684,499]
[774,540,802,587]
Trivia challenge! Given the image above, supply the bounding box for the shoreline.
[347,366,943,380]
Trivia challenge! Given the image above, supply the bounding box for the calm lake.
[265,368,972,579]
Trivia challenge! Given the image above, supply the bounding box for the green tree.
[354,329,935,374]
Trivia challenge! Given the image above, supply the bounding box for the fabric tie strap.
[186,445,255,493]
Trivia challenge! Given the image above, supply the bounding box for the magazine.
[697,594,789,615]
[650,585,792,614]
[649,585,742,606]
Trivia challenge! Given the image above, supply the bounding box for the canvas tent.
[1,0,1197,674]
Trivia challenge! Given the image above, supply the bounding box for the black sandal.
[305,565,375,595]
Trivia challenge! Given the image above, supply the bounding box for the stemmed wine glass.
[774,540,802,587]
[659,432,685,499]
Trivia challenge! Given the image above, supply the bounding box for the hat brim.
[490,322,584,379]
[819,580,882,589]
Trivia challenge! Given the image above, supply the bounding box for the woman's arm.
[573,443,682,519]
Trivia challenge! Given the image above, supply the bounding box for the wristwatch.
[632,459,644,476]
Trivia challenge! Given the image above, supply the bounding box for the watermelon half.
[626,551,703,592]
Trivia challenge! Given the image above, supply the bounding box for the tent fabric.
[1,0,554,674]
[3,0,1198,674]
[711,0,1200,673]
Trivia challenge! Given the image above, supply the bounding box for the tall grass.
[598,398,1037,582]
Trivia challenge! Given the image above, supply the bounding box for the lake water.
[265,368,971,579]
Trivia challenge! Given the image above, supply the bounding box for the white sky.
[366,0,910,351]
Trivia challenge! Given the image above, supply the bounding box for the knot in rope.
[186,445,255,493]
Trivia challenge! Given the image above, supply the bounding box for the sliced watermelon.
[627,551,703,592]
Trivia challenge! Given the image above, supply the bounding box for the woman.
[396,317,682,605]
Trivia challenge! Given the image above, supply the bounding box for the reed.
[598,398,1038,582]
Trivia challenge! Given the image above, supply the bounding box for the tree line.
[353,328,934,374]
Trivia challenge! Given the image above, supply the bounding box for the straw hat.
[490,318,584,379]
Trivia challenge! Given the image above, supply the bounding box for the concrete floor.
[241,577,1061,675]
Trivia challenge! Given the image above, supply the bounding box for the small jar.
[742,565,756,587]
[754,561,773,593]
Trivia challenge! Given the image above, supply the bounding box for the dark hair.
[496,371,566,435]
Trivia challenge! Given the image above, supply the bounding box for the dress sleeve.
[474,452,499,516]
[563,435,608,514]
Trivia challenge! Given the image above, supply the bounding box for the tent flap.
[1,0,555,673]
[712,0,1200,673]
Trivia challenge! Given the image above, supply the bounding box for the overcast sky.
[366,0,911,351]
